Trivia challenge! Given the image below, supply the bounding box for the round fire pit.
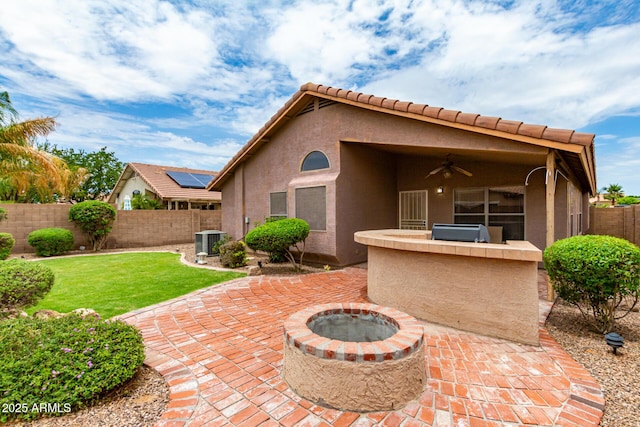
[282,303,426,412]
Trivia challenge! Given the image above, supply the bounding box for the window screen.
[270,192,287,218]
[301,151,330,171]
[295,186,326,230]
[454,186,525,241]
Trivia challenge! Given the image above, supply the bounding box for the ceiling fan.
[425,154,473,179]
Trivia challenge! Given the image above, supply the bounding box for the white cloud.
[360,1,640,130]
[0,0,220,101]
[2,0,640,193]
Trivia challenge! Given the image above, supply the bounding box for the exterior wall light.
[437,186,444,194]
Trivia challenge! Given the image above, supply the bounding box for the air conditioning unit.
[195,230,227,256]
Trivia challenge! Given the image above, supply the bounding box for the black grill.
[431,224,491,243]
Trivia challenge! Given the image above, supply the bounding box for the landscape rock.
[33,309,63,319]
[71,308,101,320]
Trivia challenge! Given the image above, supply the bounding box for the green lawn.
[27,252,246,318]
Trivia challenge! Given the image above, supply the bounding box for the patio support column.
[546,150,556,301]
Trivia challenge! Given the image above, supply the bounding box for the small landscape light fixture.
[436,186,444,194]
[258,261,263,268]
[605,332,624,355]
[196,252,208,264]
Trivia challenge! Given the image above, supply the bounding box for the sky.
[1,0,639,195]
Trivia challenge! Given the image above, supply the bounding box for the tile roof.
[109,162,221,202]
[209,82,596,192]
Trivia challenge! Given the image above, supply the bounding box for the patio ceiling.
[347,141,548,167]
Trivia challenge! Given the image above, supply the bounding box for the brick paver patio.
[119,268,604,426]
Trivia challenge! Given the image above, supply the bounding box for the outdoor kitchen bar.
[354,229,542,345]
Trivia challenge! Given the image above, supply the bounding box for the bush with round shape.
[0,314,145,422]
[68,200,116,251]
[28,227,74,257]
[0,259,54,317]
[0,207,7,222]
[0,232,14,260]
[219,240,247,268]
[211,234,231,256]
[245,218,310,271]
[544,234,640,333]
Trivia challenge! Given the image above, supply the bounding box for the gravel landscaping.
[546,299,639,427]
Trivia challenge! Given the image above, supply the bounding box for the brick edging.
[539,328,605,426]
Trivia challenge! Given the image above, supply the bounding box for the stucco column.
[234,163,245,239]
[546,151,555,301]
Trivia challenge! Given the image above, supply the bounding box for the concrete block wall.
[0,204,221,253]
[588,205,639,245]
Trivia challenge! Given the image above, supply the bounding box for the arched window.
[301,151,330,171]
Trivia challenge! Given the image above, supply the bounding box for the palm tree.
[604,184,624,206]
[0,89,84,202]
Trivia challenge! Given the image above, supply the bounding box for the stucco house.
[109,162,221,210]
[208,83,596,266]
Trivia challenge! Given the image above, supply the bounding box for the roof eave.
[208,83,596,191]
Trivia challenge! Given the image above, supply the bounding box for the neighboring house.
[208,83,596,266]
[109,163,221,210]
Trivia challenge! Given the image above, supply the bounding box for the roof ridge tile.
[369,96,386,107]
[407,103,427,114]
[495,119,523,135]
[438,109,461,122]
[423,106,443,118]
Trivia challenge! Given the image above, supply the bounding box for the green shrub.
[131,193,163,210]
[617,196,640,205]
[0,259,55,317]
[0,315,145,421]
[211,234,231,255]
[544,234,640,333]
[68,201,116,251]
[28,228,74,257]
[0,207,7,222]
[0,232,14,260]
[219,240,247,268]
[245,218,310,271]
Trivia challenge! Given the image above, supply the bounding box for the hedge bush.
[219,240,247,268]
[68,201,116,251]
[28,228,74,257]
[245,218,310,270]
[544,234,640,333]
[0,315,145,421]
[0,232,14,260]
[0,259,55,317]
[208,234,230,256]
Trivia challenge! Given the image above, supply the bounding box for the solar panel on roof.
[190,173,215,186]
[166,170,214,189]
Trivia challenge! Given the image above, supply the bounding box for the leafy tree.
[0,89,86,202]
[544,235,640,333]
[68,201,116,251]
[245,218,310,271]
[39,143,123,201]
[131,193,163,210]
[616,196,639,205]
[603,183,624,206]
